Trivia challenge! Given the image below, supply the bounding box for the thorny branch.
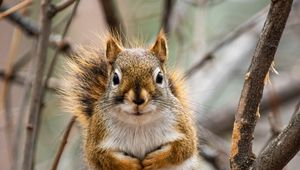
[230,0,293,169]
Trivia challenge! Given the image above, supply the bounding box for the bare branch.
[201,79,300,134]
[0,0,32,20]
[51,116,76,170]
[21,0,53,169]
[48,0,76,17]
[252,101,300,170]
[197,125,230,170]
[161,0,175,34]
[98,0,125,39]
[0,4,39,36]
[230,0,293,169]
[0,5,72,53]
[267,112,282,137]
[185,6,268,78]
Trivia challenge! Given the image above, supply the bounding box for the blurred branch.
[252,100,300,170]
[197,125,230,170]
[230,0,293,169]
[185,6,268,78]
[0,0,32,20]
[0,70,62,91]
[51,116,76,170]
[0,70,26,85]
[267,112,282,137]
[0,4,39,36]
[201,78,300,135]
[98,0,125,40]
[1,17,26,164]
[0,4,72,53]
[48,0,77,17]
[161,0,175,34]
[11,45,36,170]
[44,0,79,95]
[22,0,53,169]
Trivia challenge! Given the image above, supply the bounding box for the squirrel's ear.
[106,37,122,64]
[150,31,168,63]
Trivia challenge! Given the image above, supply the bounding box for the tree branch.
[185,6,268,78]
[161,0,175,34]
[197,125,230,170]
[229,0,293,169]
[0,4,39,36]
[48,0,77,17]
[21,0,53,169]
[251,101,300,170]
[98,0,125,40]
[0,0,32,20]
[51,116,76,170]
[201,79,300,135]
[0,5,72,53]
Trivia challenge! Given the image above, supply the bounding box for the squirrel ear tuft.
[106,37,122,64]
[150,30,168,63]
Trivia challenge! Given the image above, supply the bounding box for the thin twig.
[0,70,62,91]
[229,0,293,169]
[252,100,300,170]
[185,6,269,78]
[11,42,36,170]
[45,0,79,84]
[49,0,76,16]
[0,0,32,20]
[21,0,53,169]
[0,4,38,36]
[267,112,282,137]
[201,78,300,134]
[197,125,230,170]
[51,116,76,170]
[1,17,25,166]
[47,2,80,168]
[0,5,72,53]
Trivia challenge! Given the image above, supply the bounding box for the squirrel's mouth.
[133,112,143,116]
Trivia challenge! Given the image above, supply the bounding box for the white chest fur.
[99,112,183,159]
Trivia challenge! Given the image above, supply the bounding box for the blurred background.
[1,0,300,170]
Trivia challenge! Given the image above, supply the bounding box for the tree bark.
[229,0,293,169]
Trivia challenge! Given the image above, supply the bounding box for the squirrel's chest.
[99,120,183,159]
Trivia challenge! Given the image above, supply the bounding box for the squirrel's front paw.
[142,145,171,170]
[113,151,142,170]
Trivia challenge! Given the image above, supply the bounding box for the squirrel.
[61,31,200,170]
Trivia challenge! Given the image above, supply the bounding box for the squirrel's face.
[100,32,179,124]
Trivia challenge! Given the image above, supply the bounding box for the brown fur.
[60,32,199,170]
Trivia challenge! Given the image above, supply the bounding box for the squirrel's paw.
[113,151,142,170]
[142,145,171,170]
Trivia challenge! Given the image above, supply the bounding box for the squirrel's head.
[101,31,181,124]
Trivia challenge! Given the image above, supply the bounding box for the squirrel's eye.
[156,71,163,84]
[113,73,120,85]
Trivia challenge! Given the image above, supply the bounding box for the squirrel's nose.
[133,98,145,105]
